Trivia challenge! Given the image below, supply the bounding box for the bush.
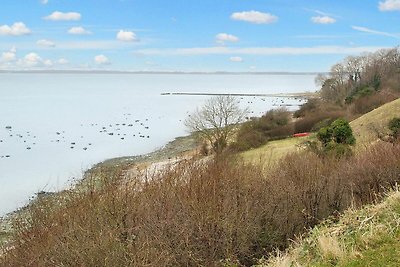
[313,118,355,158]
[294,98,320,118]
[257,108,291,131]
[293,102,347,133]
[317,126,333,145]
[3,143,400,266]
[350,92,397,115]
[330,119,356,145]
[232,109,292,151]
[230,123,267,151]
[389,117,400,137]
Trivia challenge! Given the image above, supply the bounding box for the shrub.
[3,143,400,266]
[389,117,400,137]
[330,119,356,145]
[313,119,355,158]
[317,126,333,146]
[232,109,291,151]
[257,108,291,131]
[231,124,267,151]
[350,92,397,115]
[294,98,320,118]
[294,105,347,133]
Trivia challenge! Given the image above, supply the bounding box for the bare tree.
[185,95,248,154]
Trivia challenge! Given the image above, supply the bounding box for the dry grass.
[259,190,400,267]
[351,97,400,147]
[240,136,310,166]
[317,234,345,261]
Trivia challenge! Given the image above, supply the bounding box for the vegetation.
[389,117,400,138]
[308,119,355,158]
[260,190,400,267]
[350,97,400,146]
[2,138,400,266]
[240,136,308,166]
[317,47,400,107]
[231,108,293,151]
[185,95,248,154]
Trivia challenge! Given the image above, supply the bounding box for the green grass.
[240,136,310,165]
[240,97,400,165]
[350,98,400,147]
[259,190,400,267]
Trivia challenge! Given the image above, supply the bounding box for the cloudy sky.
[0,0,399,72]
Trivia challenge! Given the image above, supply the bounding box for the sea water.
[0,73,317,215]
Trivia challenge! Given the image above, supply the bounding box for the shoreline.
[0,133,200,247]
[1,133,199,215]
[88,133,200,171]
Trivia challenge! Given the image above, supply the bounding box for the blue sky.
[0,0,399,72]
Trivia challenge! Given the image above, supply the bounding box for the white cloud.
[44,11,81,21]
[57,58,69,65]
[135,46,389,56]
[231,11,278,24]
[351,25,399,38]
[1,47,17,62]
[16,52,53,68]
[43,59,53,66]
[20,53,43,67]
[94,54,110,65]
[379,0,400,11]
[230,56,243,62]
[41,0,49,4]
[0,22,31,36]
[68,26,91,35]
[116,30,138,42]
[216,33,239,45]
[311,16,336,24]
[36,39,56,48]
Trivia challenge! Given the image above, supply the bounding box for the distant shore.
[0,70,328,75]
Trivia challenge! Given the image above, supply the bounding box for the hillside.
[240,136,309,165]
[351,98,400,147]
[260,190,400,267]
[240,97,400,164]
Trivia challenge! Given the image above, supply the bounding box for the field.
[240,136,310,165]
[351,98,400,147]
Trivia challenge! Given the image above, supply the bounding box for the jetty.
[161,92,316,98]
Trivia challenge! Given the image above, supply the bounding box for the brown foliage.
[350,91,398,115]
[3,143,400,266]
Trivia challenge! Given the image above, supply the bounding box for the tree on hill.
[185,95,248,154]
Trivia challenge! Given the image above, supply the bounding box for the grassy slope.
[240,136,310,165]
[260,190,400,267]
[241,98,400,164]
[350,98,400,147]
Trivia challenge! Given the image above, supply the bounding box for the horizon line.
[0,69,329,75]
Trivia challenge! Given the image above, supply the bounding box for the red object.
[293,132,310,138]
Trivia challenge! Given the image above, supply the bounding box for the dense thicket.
[317,47,400,110]
[2,142,400,266]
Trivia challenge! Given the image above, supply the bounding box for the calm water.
[0,73,317,215]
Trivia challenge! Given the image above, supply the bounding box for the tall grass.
[2,143,400,266]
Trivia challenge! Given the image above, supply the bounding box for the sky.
[0,0,399,72]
